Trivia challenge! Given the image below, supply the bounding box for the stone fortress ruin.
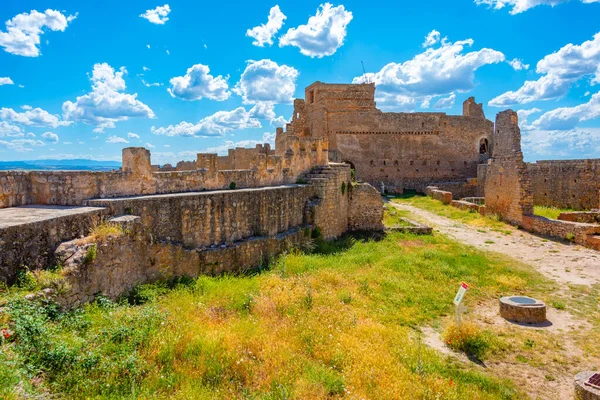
[1,81,600,306]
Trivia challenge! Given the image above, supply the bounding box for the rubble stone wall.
[527,159,600,210]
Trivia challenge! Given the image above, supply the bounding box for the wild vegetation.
[1,205,598,399]
[533,206,573,220]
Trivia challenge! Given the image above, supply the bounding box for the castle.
[1,81,599,305]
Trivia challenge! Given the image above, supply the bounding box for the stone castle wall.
[484,110,533,225]
[528,159,600,210]
[283,82,493,193]
[0,136,327,210]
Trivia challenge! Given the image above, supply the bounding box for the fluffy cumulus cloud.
[508,58,529,71]
[529,92,600,130]
[233,59,298,104]
[0,77,13,85]
[353,33,505,109]
[0,138,44,152]
[279,3,353,58]
[168,64,230,101]
[0,105,70,128]
[249,102,290,127]
[106,135,129,144]
[0,121,23,137]
[433,93,456,109]
[0,9,77,57]
[127,132,141,140]
[62,63,155,132]
[139,4,171,25]
[489,32,600,106]
[422,30,441,47]
[523,128,600,159]
[151,107,261,137]
[246,5,287,47]
[475,0,599,15]
[41,131,59,143]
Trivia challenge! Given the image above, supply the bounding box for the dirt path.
[388,201,600,286]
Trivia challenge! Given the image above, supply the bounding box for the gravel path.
[388,201,600,286]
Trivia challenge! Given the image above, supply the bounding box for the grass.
[89,220,125,242]
[390,194,511,233]
[383,204,413,227]
[534,206,573,220]
[2,206,598,399]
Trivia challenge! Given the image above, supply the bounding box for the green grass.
[533,206,573,220]
[390,194,510,232]
[0,227,558,399]
[383,204,413,227]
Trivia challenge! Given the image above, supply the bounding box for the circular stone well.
[499,296,546,324]
[574,371,600,400]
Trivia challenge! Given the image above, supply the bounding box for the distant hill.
[0,159,121,171]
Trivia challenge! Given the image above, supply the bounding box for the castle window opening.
[309,90,315,104]
[479,138,489,155]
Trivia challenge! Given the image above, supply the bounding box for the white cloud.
[0,77,13,85]
[279,3,353,58]
[0,121,23,137]
[475,0,599,15]
[249,102,289,127]
[106,135,129,144]
[168,64,230,101]
[151,107,261,137]
[142,66,150,71]
[0,138,44,152]
[42,131,59,143]
[433,93,456,109]
[0,9,77,57]
[233,59,298,104]
[523,127,600,160]
[0,106,70,128]
[246,5,287,47]
[127,132,141,139]
[62,63,155,131]
[145,142,155,148]
[489,32,600,106]
[516,108,542,130]
[353,33,505,109]
[508,58,530,71]
[142,79,162,87]
[140,4,171,25]
[422,30,440,47]
[530,91,600,130]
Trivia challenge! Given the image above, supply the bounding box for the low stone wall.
[430,189,452,204]
[0,206,107,283]
[428,179,479,199]
[451,200,480,212]
[558,211,600,224]
[348,183,384,231]
[55,217,311,307]
[522,215,600,248]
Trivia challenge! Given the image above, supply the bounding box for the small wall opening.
[479,138,489,155]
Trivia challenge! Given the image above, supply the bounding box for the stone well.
[574,371,600,400]
[499,296,546,324]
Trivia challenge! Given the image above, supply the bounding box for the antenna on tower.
[361,61,369,84]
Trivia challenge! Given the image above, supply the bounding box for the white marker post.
[453,282,469,329]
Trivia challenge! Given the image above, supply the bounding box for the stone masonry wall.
[348,183,384,231]
[287,82,493,193]
[484,110,533,225]
[0,206,107,283]
[527,159,600,210]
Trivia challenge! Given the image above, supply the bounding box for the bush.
[89,221,124,242]
[83,244,97,265]
[443,322,493,360]
[229,182,237,190]
[565,232,575,242]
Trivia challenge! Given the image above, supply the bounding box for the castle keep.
[280,82,493,193]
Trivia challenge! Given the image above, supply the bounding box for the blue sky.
[1,0,599,164]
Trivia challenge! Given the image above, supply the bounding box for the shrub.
[341,181,346,195]
[89,221,124,242]
[443,322,493,360]
[83,244,97,265]
[229,182,237,190]
[296,177,308,184]
[565,232,575,242]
